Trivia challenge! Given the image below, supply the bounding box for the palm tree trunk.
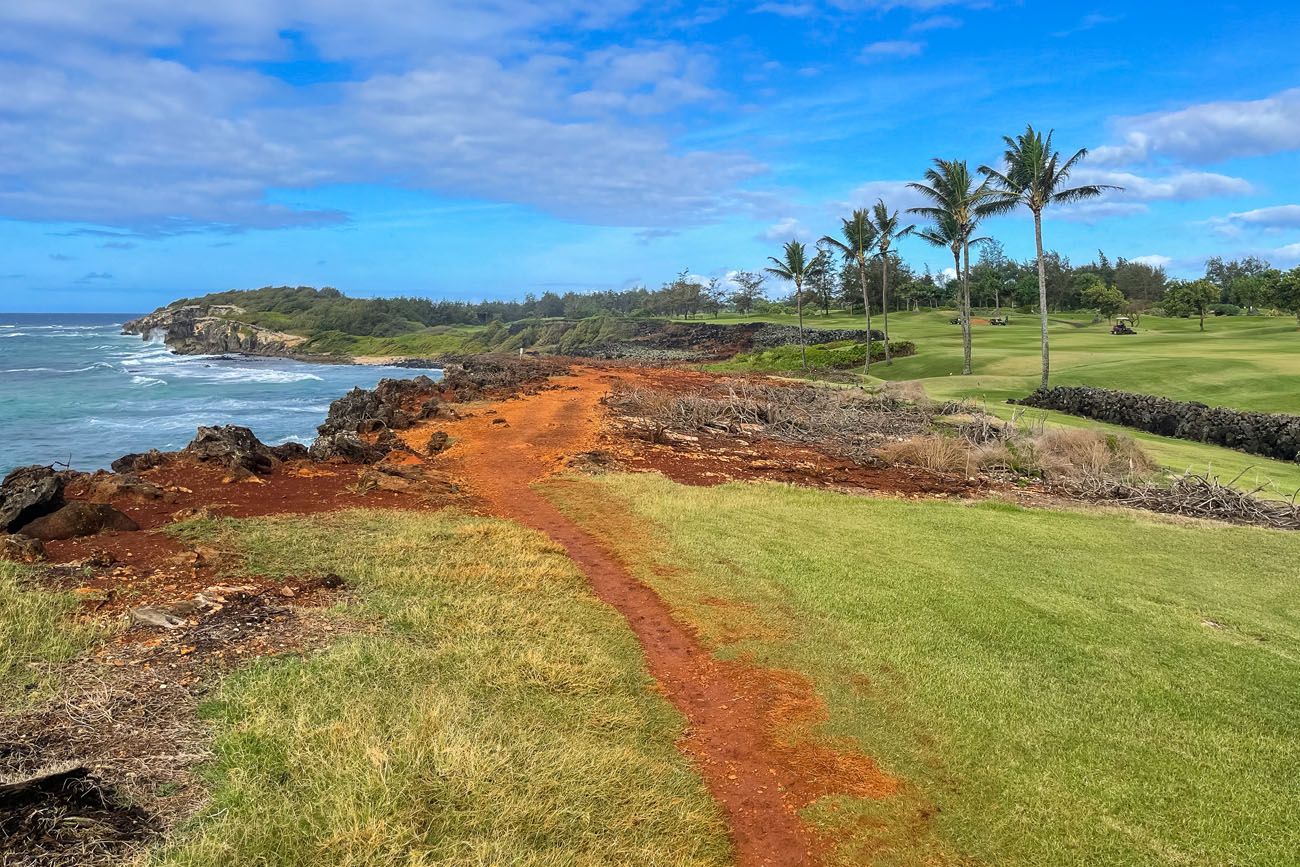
[962,241,973,376]
[1034,208,1050,388]
[953,249,970,375]
[795,279,808,370]
[880,255,892,364]
[858,254,872,376]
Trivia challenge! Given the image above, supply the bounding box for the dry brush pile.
[609,379,1300,530]
[608,380,963,463]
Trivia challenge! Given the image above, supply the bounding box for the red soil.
[408,367,900,866]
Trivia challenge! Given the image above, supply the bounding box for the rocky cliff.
[122,305,308,358]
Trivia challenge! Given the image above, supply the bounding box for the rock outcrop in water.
[122,304,306,358]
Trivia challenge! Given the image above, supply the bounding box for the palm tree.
[820,210,879,375]
[908,158,998,376]
[765,240,825,370]
[867,200,913,365]
[979,126,1120,387]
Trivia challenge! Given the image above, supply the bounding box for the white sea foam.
[130,375,167,387]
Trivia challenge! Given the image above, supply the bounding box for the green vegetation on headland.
[545,473,1300,867]
[151,509,729,865]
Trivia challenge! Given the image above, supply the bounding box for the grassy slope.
[709,309,1300,412]
[710,310,1300,495]
[0,561,100,708]
[545,474,1300,867]
[153,510,729,866]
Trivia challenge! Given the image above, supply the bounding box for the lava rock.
[18,502,140,541]
[308,431,388,464]
[110,449,167,474]
[1014,386,1300,463]
[425,431,449,455]
[0,465,65,532]
[269,441,310,462]
[316,376,439,440]
[183,425,277,474]
[0,534,45,563]
[77,471,164,502]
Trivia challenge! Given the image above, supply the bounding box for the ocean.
[0,313,437,476]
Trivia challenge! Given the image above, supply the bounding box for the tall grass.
[0,561,100,708]
[151,510,729,867]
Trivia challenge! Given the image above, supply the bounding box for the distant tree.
[1164,279,1219,331]
[909,159,996,376]
[1228,271,1279,312]
[868,199,914,364]
[764,240,825,370]
[981,125,1121,387]
[1077,274,1126,318]
[809,247,837,315]
[729,271,766,315]
[1114,257,1168,303]
[703,277,726,318]
[1275,267,1300,324]
[1205,255,1271,303]
[820,209,880,374]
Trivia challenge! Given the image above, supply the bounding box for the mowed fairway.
[546,473,1300,866]
[712,310,1300,495]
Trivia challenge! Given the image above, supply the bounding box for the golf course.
[715,309,1300,496]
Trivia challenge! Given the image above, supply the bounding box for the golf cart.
[1110,316,1137,335]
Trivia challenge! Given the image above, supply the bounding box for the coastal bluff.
[123,304,307,358]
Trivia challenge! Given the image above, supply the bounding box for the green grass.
[545,473,1300,867]
[0,561,100,708]
[711,309,1300,496]
[153,510,728,867]
[712,309,1300,413]
[711,340,914,374]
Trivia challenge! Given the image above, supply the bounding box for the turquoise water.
[0,313,436,475]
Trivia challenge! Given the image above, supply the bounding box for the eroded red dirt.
[405,366,903,866]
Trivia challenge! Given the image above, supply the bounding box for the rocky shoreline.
[0,356,557,559]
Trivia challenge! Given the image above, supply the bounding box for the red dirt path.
[408,367,899,866]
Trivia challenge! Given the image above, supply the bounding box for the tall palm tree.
[979,126,1120,387]
[764,239,825,371]
[820,209,879,375]
[868,200,913,365]
[908,158,998,376]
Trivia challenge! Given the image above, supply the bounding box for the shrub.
[877,435,972,475]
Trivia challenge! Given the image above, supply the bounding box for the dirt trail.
[413,368,895,866]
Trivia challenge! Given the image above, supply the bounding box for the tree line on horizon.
[760,125,1300,382]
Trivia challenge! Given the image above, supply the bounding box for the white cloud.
[1052,13,1123,38]
[1274,242,1300,265]
[759,217,810,243]
[1209,205,1300,237]
[752,2,816,16]
[1048,168,1254,222]
[1132,255,1172,268]
[1099,88,1300,164]
[860,40,924,61]
[909,14,961,31]
[843,179,930,214]
[0,6,765,231]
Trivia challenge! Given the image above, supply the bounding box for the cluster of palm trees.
[766,126,1118,386]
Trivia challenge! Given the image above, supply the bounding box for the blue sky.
[2,1,1300,311]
